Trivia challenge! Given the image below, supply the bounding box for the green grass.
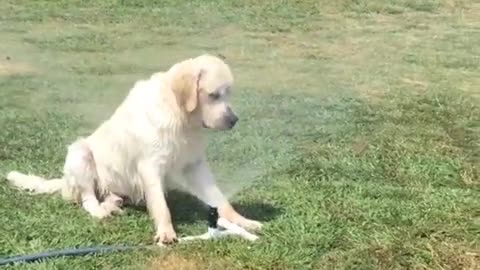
[1,0,479,269]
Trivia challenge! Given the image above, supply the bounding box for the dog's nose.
[229,114,238,127]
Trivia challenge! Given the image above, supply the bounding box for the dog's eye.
[209,92,220,100]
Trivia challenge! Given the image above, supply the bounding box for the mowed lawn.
[1,0,479,269]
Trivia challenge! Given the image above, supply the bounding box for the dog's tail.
[6,171,64,194]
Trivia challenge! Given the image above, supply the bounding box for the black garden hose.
[0,207,219,267]
[0,245,149,266]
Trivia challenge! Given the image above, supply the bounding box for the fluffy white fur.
[6,54,262,245]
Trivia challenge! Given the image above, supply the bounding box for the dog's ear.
[171,64,203,113]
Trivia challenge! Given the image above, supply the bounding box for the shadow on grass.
[169,190,282,226]
[127,190,282,226]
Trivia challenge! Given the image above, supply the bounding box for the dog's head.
[168,54,238,130]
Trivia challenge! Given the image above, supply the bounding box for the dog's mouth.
[202,121,235,131]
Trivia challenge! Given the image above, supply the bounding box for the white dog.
[6,54,262,245]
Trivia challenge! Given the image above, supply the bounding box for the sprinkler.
[180,206,259,242]
[0,206,259,267]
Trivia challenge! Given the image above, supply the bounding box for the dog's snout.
[223,107,238,129]
[229,114,239,127]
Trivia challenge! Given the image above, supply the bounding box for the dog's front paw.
[239,219,263,232]
[99,193,124,216]
[90,207,111,219]
[154,225,178,246]
[100,201,124,215]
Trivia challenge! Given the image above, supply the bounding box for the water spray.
[0,206,259,267]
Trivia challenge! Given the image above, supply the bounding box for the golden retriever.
[6,54,262,245]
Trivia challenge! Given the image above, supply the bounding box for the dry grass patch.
[0,58,37,76]
[452,1,480,25]
[145,253,235,270]
[427,241,480,270]
[354,82,392,104]
[459,76,480,99]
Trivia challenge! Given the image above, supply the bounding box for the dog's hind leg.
[100,193,124,215]
[63,138,111,219]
